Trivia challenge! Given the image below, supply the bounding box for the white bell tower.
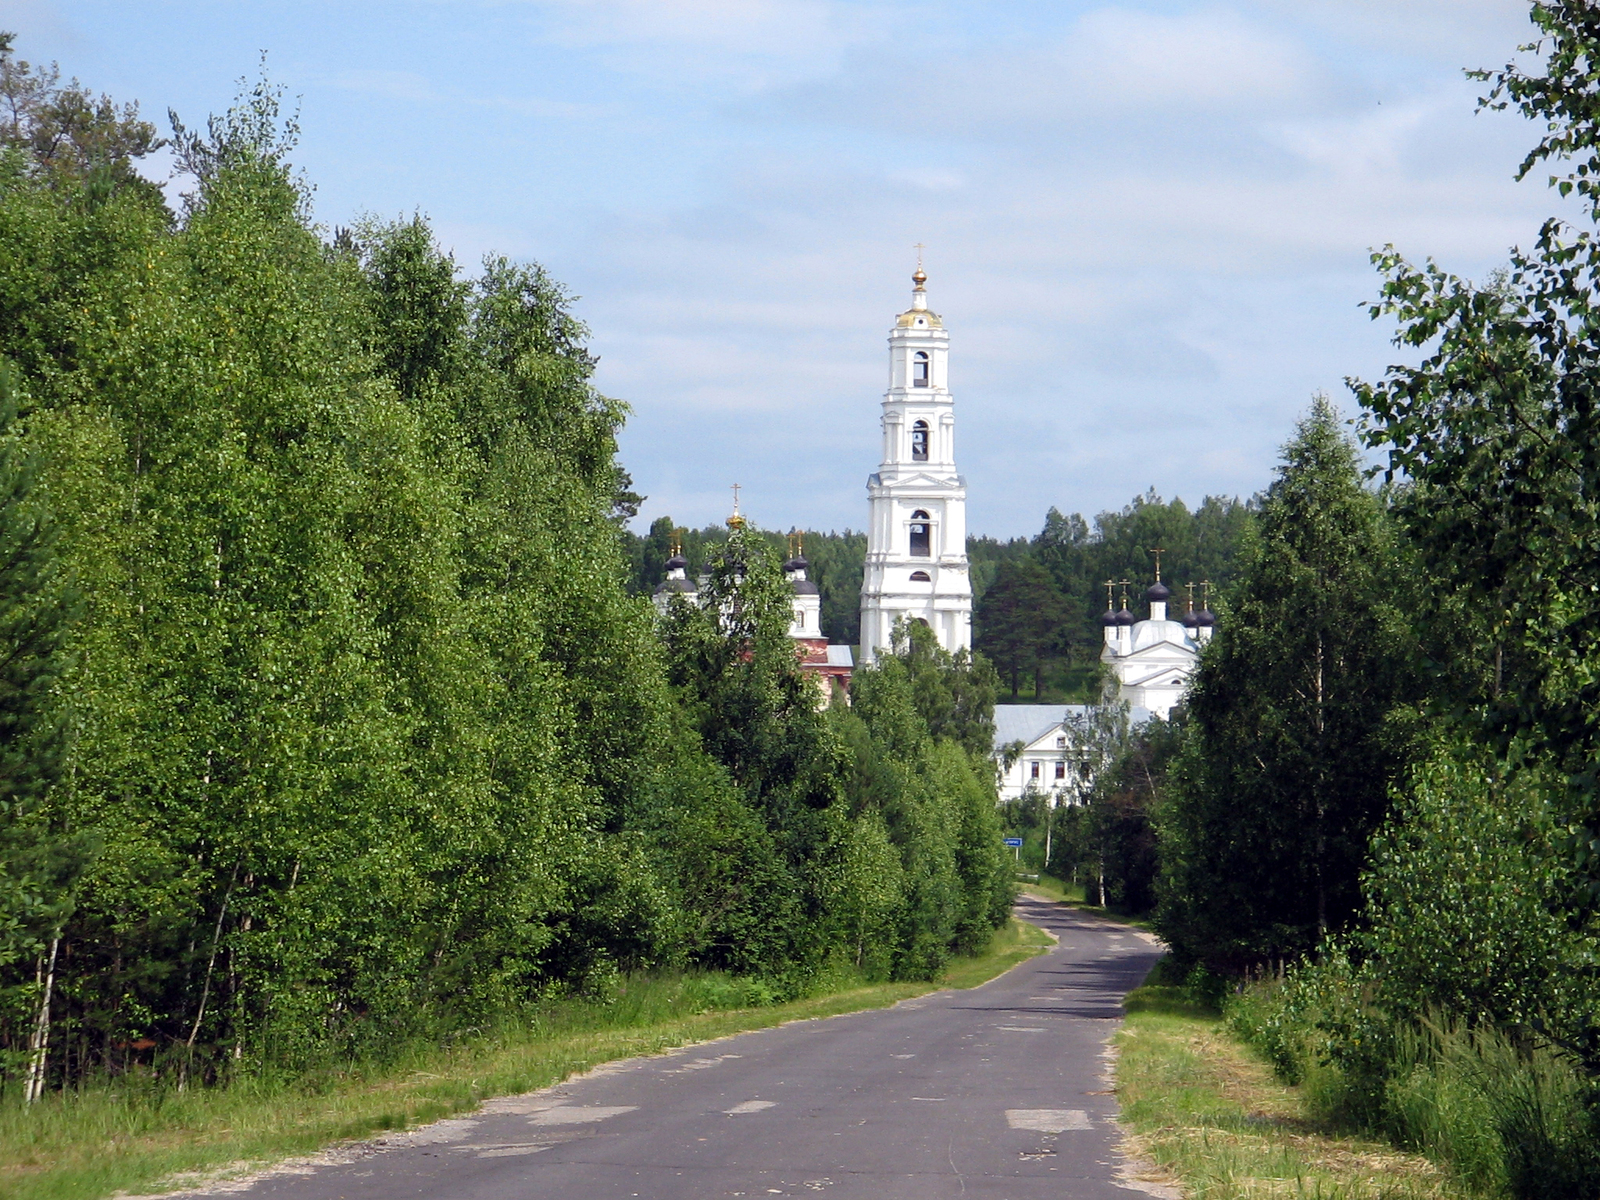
[859,263,972,664]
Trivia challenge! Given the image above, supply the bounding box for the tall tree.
[1354,1,1600,900]
[659,524,848,987]
[975,558,1067,698]
[0,31,163,195]
[1155,398,1421,969]
[0,358,86,1096]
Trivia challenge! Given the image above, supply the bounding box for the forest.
[0,43,1012,1099]
[625,492,1253,701]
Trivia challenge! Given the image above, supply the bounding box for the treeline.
[1060,8,1600,1194]
[0,49,1011,1097]
[625,496,1250,700]
[976,494,1250,698]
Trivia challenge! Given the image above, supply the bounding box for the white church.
[858,266,974,663]
[1100,576,1213,720]
[654,262,1214,747]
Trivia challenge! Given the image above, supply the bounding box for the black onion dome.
[1181,608,1200,629]
[791,580,820,595]
[1101,608,1118,627]
[665,553,688,571]
[782,555,809,573]
[1197,607,1216,627]
[1115,607,1136,626]
[1146,581,1171,603]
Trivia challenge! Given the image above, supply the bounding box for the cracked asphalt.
[207,895,1162,1200]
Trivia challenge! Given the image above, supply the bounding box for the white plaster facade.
[784,555,823,640]
[1100,584,1213,719]
[651,554,696,618]
[993,705,1091,803]
[859,269,973,663]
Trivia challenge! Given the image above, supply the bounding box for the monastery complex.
[654,265,1216,793]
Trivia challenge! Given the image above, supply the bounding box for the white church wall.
[859,267,973,665]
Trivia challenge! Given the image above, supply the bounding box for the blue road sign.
[1002,837,1024,847]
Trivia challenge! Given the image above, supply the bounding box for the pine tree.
[975,558,1066,698]
[1155,398,1421,969]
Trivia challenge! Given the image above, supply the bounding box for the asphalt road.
[215,895,1163,1200]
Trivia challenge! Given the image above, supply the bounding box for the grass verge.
[1114,992,1466,1200]
[0,917,1051,1200]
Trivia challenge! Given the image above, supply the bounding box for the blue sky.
[0,0,1565,537]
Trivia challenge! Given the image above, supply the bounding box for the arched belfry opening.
[913,350,930,387]
[911,419,929,461]
[909,510,931,557]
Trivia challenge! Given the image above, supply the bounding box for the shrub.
[1226,961,1600,1200]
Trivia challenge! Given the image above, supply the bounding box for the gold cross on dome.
[730,482,741,513]
[914,242,925,270]
[1149,547,1165,582]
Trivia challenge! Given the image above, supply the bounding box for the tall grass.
[1227,963,1600,1200]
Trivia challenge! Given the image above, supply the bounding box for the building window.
[1055,762,1067,780]
[1030,762,1040,779]
[913,351,930,387]
[911,419,929,461]
[909,570,931,582]
[909,510,931,557]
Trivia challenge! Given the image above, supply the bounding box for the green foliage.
[0,355,89,1084]
[0,31,164,199]
[627,520,867,645]
[968,493,1252,704]
[974,558,1067,699]
[829,620,1010,978]
[1354,1,1600,897]
[1228,959,1600,1200]
[1034,490,1252,656]
[1364,737,1600,1068]
[0,54,1017,1100]
[1157,399,1422,969]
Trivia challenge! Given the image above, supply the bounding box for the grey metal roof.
[825,645,854,667]
[992,705,1087,752]
[991,703,1156,752]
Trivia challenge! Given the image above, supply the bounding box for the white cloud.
[1063,6,1315,111]
[62,0,1551,536]
[513,0,887,88]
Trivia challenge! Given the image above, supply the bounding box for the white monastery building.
[859,267,973,663]
[651,261,1217,731]
[783,548,854,700]
[1100,577,1213,720]
[651,509,853,705]
[993,705,1089,803]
